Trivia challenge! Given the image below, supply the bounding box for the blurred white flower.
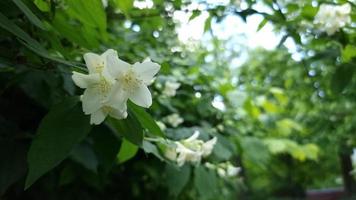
[217,167,226,177]
[156,121,166,131]
[202,137,217,157]
[175,142,202,166]
[72,49,127,125]
[162,131,217,166]
[166,113,184,127]
[216,162,240,178]
[164,146,177,161]
[313,3,351,35]
[101,0,108,8]
[226,164,240,177]
[163,80,181,96]
[227,90,247,107]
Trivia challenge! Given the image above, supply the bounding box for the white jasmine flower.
[101,0,108,8]
[216,162,240,178]
[162,80,181,96]
[175,142,202,166]
[202,137,217,157]
[313,3,351,35]
[156,121,166,131]
[72,49,128,125]
[166,113,184,127]
[164,146,177,161]
[161,131,217,166]
[106,56,160,109]
[217,167,226,177]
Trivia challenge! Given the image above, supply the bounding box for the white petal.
[90,109,107,125]
[83,53,103,73]
[202,137,217,157]
[106,83,129,110]
[81,88,102,114]
[185,131,200,142]
[132,59,160,85]
[128,84,152,108]
[109,105,128,120]
[72,72,100,89]
[106,55,131,78]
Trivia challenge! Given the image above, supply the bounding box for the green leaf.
[65,0,107,32]
[0,139,28,195]
[0,12,82,68]
[142,140,164,160]
[331,64,354,93]
[70,143,98,172]
[128,102,164,137]
[117,139,138,163]
[34,0,50,12]
[91,125,121,173]
[194,166,218,199]
[115,0,133,17]
[342,45,356,63]
[165,164,191,196]
[204,15,212,32]
[189,10,201,21]
[0,11,44,51]
[107,113,143,146]
[25,96,91,189]
[12,0,47,30]
[257,18,268,31]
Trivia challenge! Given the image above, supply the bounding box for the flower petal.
[81,88,102,114]
[109,107,128,120]
[106,83,129,110]
[132,59,160,85]
[90,109,107,125]
[83,53,103,73]
[106,54,131,78]
[72,72,100,89]
[185,131,200,142]
[128,84,152,108]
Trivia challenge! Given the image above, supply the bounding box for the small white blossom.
[166,113,184,127]
[101,0,108,8]
[202,137,217,157]
[72,49,127,125]
[162,80,181,96]
[72,49,160,125]
[164,146,177,161]
[313,3,351,35]
[216,162,240,178]
[156,121,166,131]
[162,131,217,166]
[107,56,160,109]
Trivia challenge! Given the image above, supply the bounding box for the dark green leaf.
[107,113,143,146]
[91,125,121,173]
[12,0,47,30]
[194,166,218,199]
[25,96,91,189]
[70,143,98,172]
[0,139,28,195]
[142,140,164,160]
[165,164,191,196]
[128,102,164,137]
[331,64,354,94]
